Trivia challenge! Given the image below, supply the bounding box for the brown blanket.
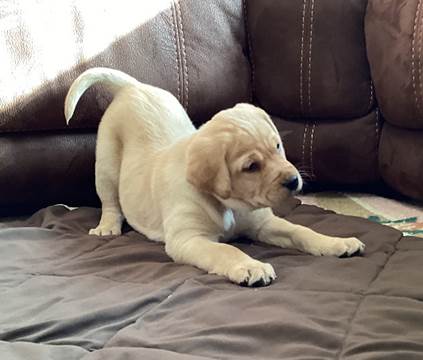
[1,203,422,359]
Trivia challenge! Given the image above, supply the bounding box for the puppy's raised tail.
[64,67,139,124]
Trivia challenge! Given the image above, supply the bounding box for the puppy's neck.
[203,194,236,233]
[215,196,256,234]
[216,196,254,213]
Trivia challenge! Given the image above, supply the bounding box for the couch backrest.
[366,0,423,200]
[245,0,380,185]
[1,0,421,214]
[0,0,251,132]
[0,0,251,213]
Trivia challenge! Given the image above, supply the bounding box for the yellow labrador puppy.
[65,68,364,287]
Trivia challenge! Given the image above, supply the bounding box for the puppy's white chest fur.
[221,208,236,241]
[223,208,235,232]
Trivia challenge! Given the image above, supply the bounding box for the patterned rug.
[298,192,423,237]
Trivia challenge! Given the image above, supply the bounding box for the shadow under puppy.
[65,68,365,287]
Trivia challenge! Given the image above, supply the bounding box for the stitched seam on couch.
[243,0,255,103]
[411,0,422,117]
[418,0,423,114]
[367,81,374,113]
[174,0,189,111]
[307,0,315,114]
[301,122,310,173]
[300,0,307,114]
[375,108,380,146]
[170,1,181,104]
[309,120,316,180]
[171,1,183,106]
[334,237,402,360]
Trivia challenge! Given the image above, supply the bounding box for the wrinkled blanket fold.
[1,204,422,359]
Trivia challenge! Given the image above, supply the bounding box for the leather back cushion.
[0,0,250,133]
[245,0,379,186]
[246,0,373,120]
[366,0,423,129]
[366,0,423,200]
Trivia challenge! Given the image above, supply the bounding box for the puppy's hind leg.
[89,124,124,236]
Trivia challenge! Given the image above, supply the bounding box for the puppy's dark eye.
[276,143,281,150]
[243,162,260,173]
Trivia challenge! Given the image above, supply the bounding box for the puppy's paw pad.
[231,261,276,287]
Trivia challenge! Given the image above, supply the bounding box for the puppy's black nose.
[283,176,299,191]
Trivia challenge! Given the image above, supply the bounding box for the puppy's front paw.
[89,212,123,236]
[308,236,365,257]
[337,237,365,257]
[229,260,276,287]
[89,223,122,236]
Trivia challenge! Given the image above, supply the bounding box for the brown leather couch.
[0,0,422,216]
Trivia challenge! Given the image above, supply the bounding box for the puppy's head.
[186,103,302,209]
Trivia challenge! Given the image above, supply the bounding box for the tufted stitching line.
[175,0,189,111]
[243,0,255,102]
[309,121,316,180]
[301,122,309,168]
[170,2,181,103]
[299,0,307,114]
[411,0,422,116]
[375,108,380,145]
[307,0,315,114]
[418,0,423,113]
[368,80,374,112]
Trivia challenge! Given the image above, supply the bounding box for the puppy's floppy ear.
[186,133,232,199]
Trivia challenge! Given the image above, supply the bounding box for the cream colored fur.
[65,68,365,286]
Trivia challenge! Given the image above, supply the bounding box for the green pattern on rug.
[368,216,423,237]
[299,192,423,238]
